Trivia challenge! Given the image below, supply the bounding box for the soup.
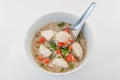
[31,22,87,73]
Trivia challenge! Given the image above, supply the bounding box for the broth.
[31,22,87,73]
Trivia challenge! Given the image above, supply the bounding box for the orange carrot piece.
[68,45,72,50]
[66,54,72,62]
[68,54,73,57]
[56,49,61,54]
[58,42,63,47]
[39,37,45,43]
[64,28,70,33]
[38,55,43,61]
[66,56,71,62]
[72,58,77,62]
[43,58,50,64]
[66,54,77,62]
[63,41,67,45]
[69,39,74,43]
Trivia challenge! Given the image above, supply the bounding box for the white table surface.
[0,0,120,80]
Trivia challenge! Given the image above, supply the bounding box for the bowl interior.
[25,12,93,75]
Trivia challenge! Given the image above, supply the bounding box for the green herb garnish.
[77,39,80,43]
[50,40,57,50]
[61,67,64,72]
[57,22,65,27]
[57,56,62,58]
[61,49,68,56]
[77,34,80,38]
[49,55,53,60]
[40,63,44,66]
[77,35,81,43]
[69,63,74,68]
[62,47,68,51]
[51,45,57,50]
[61,47,68,56]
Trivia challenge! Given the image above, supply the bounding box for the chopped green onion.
[57,56,62,58]
[69,63,74,68]
[49,55,53,60]
[50,40,55,45]
[50,40,57,50]
[57,22,65,27]
[77,39,80,43]
[62,47,68,51]
[77,35,81,38]
[61,67,64,72]
[61,47,68,56]
[77,35,81,43]
[40,63,44,66]
[61,49,67,56]
[51,45,57,50]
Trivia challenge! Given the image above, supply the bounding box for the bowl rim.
[25,12,94,76]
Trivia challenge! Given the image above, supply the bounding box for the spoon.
[71,2,96,40]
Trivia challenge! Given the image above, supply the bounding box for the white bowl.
[25,12,94,75]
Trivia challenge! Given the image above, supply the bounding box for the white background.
[0,0,120,80]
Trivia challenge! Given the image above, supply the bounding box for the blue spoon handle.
[72,2,96,40]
